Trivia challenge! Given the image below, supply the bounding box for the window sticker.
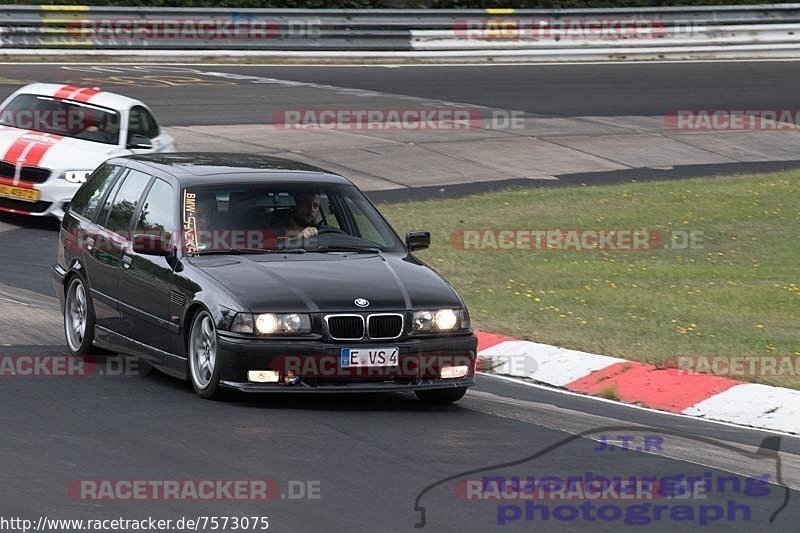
[183,190,199,256]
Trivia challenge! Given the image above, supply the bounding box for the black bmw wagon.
[53,153,477,401]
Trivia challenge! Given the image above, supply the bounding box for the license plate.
[0,184,39,202]
[341,347,399,368]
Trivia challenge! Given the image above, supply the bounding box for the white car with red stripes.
[0,83,176,219]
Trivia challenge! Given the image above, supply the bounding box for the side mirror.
[127,134,153,150]
[132,233,172,256]
[406,230,430,251]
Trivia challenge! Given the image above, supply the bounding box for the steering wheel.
[316,225,346,235]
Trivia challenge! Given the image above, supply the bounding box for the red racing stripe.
[2,137,31,164]
[23,135,63,167]
[71,87,102,103]
[23,142,53,168]
[1,134,63,179]
[54,85,81,100]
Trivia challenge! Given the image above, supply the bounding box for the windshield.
[0,93,121,145]
[182,183,406,255]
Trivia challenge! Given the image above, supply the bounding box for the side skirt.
[94,325,188,380]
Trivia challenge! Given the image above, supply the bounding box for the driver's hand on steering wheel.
[299,226,318,239]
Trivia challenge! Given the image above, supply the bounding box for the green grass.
[379,172,800,388]
[596,387,621,401]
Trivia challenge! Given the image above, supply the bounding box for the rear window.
[0,93,120,145]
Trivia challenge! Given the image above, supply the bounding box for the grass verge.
[379,172,800,388]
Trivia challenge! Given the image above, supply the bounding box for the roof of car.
[13,83,142,110]
[115,153,353,186]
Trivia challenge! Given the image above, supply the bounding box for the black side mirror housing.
[127,134,153,150]
[406,231,430,251]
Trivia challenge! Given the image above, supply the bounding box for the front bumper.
[216,332,478,393]
[0,177,80,218]
[221,378,475,394]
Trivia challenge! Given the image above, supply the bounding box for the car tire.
[63,275,98,356]
[188,309,224,400]
[415,387,468,404]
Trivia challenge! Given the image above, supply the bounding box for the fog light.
[440,365,469,379]
[248,370,280,383]
[284,370,300,386]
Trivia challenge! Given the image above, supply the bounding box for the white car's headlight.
[231,312,311,335]
[412,309,469,332]
[61,170,93,184]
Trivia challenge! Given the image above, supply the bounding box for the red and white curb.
[475,331,800,435]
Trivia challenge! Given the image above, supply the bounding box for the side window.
[128,105,159,140]
[104,169,152,232]
[69,164,121,220]
[135,179,175,234]
[319,193,342,230]
[97,169,127,225]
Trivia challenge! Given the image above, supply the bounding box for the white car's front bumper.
[0,175,81,219]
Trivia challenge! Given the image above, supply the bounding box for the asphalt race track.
[4,62,800,124]
[1,62,800,532]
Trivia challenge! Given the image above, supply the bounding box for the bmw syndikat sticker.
[183,190,199,256]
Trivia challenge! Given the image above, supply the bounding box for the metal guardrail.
[2,3,800,59]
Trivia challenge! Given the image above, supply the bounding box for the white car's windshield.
[0,93,121,145]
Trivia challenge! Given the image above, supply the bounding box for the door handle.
[121,255,132,269]
[83,237,94,251]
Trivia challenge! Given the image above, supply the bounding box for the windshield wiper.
[194,248,307,255]
[312,246,381,254]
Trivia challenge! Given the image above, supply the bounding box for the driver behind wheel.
[284,192,321,239]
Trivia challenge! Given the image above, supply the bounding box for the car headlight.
[230,313,254,334]
[230,312,311,335]
[61,170,93,184]
[412,309,469,332]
